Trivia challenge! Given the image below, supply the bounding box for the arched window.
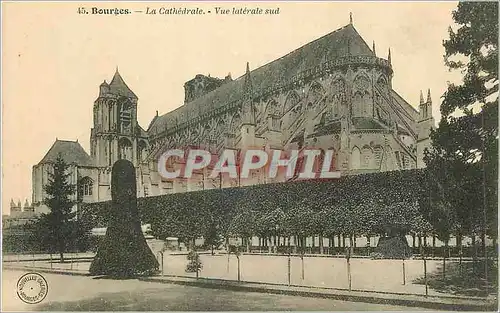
[118,137,133,161]
[138,140,148,162]
[351,147,361,169]
[331,79,346,117]
[352,75,372,117]
[79,177,93,196]
[361,146,374,169]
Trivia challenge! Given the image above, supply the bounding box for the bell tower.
[90,69,142,167]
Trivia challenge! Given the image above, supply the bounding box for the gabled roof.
[109,69,138,99]
[149,23,374,136]
[38,139,94,166]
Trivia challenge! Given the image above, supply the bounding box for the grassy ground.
[413,260,498,297]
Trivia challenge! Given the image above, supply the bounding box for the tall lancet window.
[120,99,132,134]
[119,137,133,162]
[352,75,372,117]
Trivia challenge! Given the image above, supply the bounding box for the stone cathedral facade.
[31,23,435,213]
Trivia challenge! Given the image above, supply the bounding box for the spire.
[10,199,14,207]
[388,48,392,64]
[24,199,29,208]
[243,62,252,96]
[372,41,376,56]
[427,89,432,104]
[349,12,353,24]
[420,90,424,105]
[17,199,21,207]
[109,68,138,99]
[242,62,255,125]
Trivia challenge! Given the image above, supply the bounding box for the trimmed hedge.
[80,169,434,242]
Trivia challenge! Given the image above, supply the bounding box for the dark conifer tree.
[39,154,77,262]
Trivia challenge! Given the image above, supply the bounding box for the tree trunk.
[319,234,324,254]
[456,233,462,258]
[482,232,487,258]
[482,232,488,284]
[472,235,477,265]
[350,235,355,255]
[432,236,436,257]
[366,236,371,256]
[442,241,448,279]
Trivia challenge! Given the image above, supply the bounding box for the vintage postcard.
[1,1,498,311]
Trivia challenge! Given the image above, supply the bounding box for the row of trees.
[81,169,462,254]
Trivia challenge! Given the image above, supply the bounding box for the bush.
[185,251,203,273]
[370,252,385,259]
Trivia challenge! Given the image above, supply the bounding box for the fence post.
[50,253,53,269]
[161,251,164,276]
[227,247,230,274]
[423,256,428,297]
[301,254,305,280]
[287,254,291,286]
[237,256,241,282]
[32,253,35,268]
[402,258,406,285]
[346,248,352,291]
[70,257,73,270]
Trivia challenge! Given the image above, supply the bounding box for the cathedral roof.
[38,139,94,166]
[109,69,138,99]
[148,23,374,136]
[351,117,386,130]
[309,120,342,138]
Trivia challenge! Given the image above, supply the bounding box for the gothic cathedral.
[31,23,435,213]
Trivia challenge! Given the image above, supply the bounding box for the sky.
[2,1,462,214]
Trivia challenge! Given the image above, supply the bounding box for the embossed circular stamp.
[16,272,48,304]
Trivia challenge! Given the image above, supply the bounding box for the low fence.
[3,250,497,298]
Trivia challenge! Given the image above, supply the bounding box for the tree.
[424,2,498,252]
[203,222,224,255]
[38,155,77,262]
[186,250,203,278]
[89,160,159,277]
